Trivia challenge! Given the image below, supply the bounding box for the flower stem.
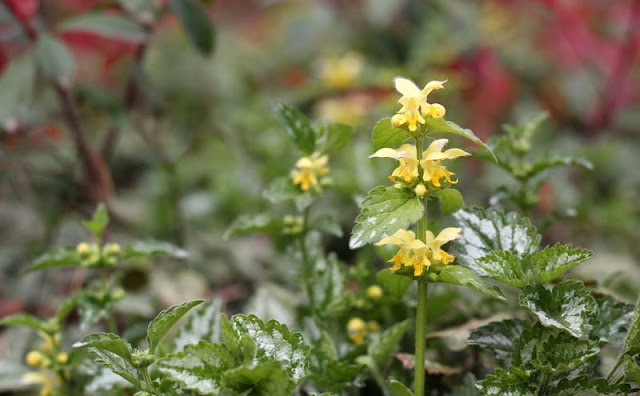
[414,136,429,396]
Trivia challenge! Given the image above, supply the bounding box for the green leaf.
[476,367,538,396]
[169,0,215,55]
[624,354,640,383]
[376,269,412,300]
[520,281,596,339]
[518,157,593,180]
[0,358,31,392]
[321,122,353,153]
[55,295,78,325]
[35,33,75,82]
[309,215,343,237]
[123,240,189,259]
[474,251,527,288]
[424,117,496,161]
[368,319,411,370]
[622,295,640,356]
[147,300,203,354]
[591,295,634,344]
[276,103,316,154]
[73,333,140,388]
[312,255,347,315]
[387,378,414,396]
[263,177,314,211]
[451,373,481,396]
[436,265,505,300]
[223,314,310,383]
[0,53,35,122]
[371,118,412,151]
[513,324,598,375]
[0,313,52,333]
[27,247,79,273]
[466,319,530,360]
[349,186,424,249]
[529,244,592,284]
[224,214,282,239]
[432,188,464,215]
[84,203,109,238]
[59,13,146,42]
[77,292,116,330]
[158,341,235,395]
[451,207,540,273]
[309,361,364,392]
[551,377,634,395]
[174,299,223,352]
[222,361,296,396]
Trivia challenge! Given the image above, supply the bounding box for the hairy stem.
[414,136,429,396]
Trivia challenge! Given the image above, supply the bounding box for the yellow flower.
[56,353,69,364]
[393,77,447,131]
[319,52,362,89]
[366,285,383,300]
[376,229,424,272]
[22,372,60,396]
[375,227,460,276]
[420,139,470,188]
[370,144,419,184]
[291,152,330,192]
[26,351,45,367]
[76,242,91,256]
[347,317,368,344]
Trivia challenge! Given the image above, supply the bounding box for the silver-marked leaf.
[158,341,235,395]
[622,295,640,356]
[529,244,592,284]
[59,13,146,42]
[476,367,538,396]
[513,324,598,375]
[224,214,282,239]
[27,247,79,273]
[147,300,203,354]
[123,240,189,260]
[425,117,496,161]
[474,251,527,288]
[552,377,634,395]
[432,188,464,215]
[591,295,634,344]
[224,314,310,383]
[174,299,223,352]
[437,265,505,301]
[466,319,530,360]
[371,118,411,151]
[222,360,296,395]
[312,255,347,314]
[368,319,411,370]
[276,103,316,154]
[376,269,412,300]
[519,281,596,339]
[452,207,540,273]
[349,186,423,249]
[73,333,140,388]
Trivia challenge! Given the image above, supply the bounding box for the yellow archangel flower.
[392,77,447,132]
[370,144,419,184]
[22,372,61,396]
[291,152,329,192]
[420,139,470,188]
[376,227,461,276]
[318,52,363,89]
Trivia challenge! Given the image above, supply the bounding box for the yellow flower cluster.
[346,317,381,344]
[23,332,68,396]
[391,78,446,132]
[291,152,330,192]
[371,139,470,189]
[376,228,460,276]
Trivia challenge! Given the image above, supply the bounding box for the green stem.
[100,268,118,334]
[414,136,429,396]
[140,366,154,393]
[299,206,316,314]
[607,353,625,381]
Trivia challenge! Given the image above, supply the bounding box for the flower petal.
[394,77,420,96]
[421,80,447,96]
[434,227,461,243]
[423,139,448,159]
[370,148,398,159]
[442,148,471,159]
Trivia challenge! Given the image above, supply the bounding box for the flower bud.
[366,285,383,300]
[415,184,427,197]
[56,353,69,364]
[26,351,45,367]
[76,242,91,257]
[347,317,367,344]
[391,113,405,128]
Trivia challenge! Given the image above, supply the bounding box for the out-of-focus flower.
[22,372,60,396]
[318,52,363,89]
[315,94,369,125]
[347,317,368,344]
[366,285,383,300]
[291,152,329,192]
